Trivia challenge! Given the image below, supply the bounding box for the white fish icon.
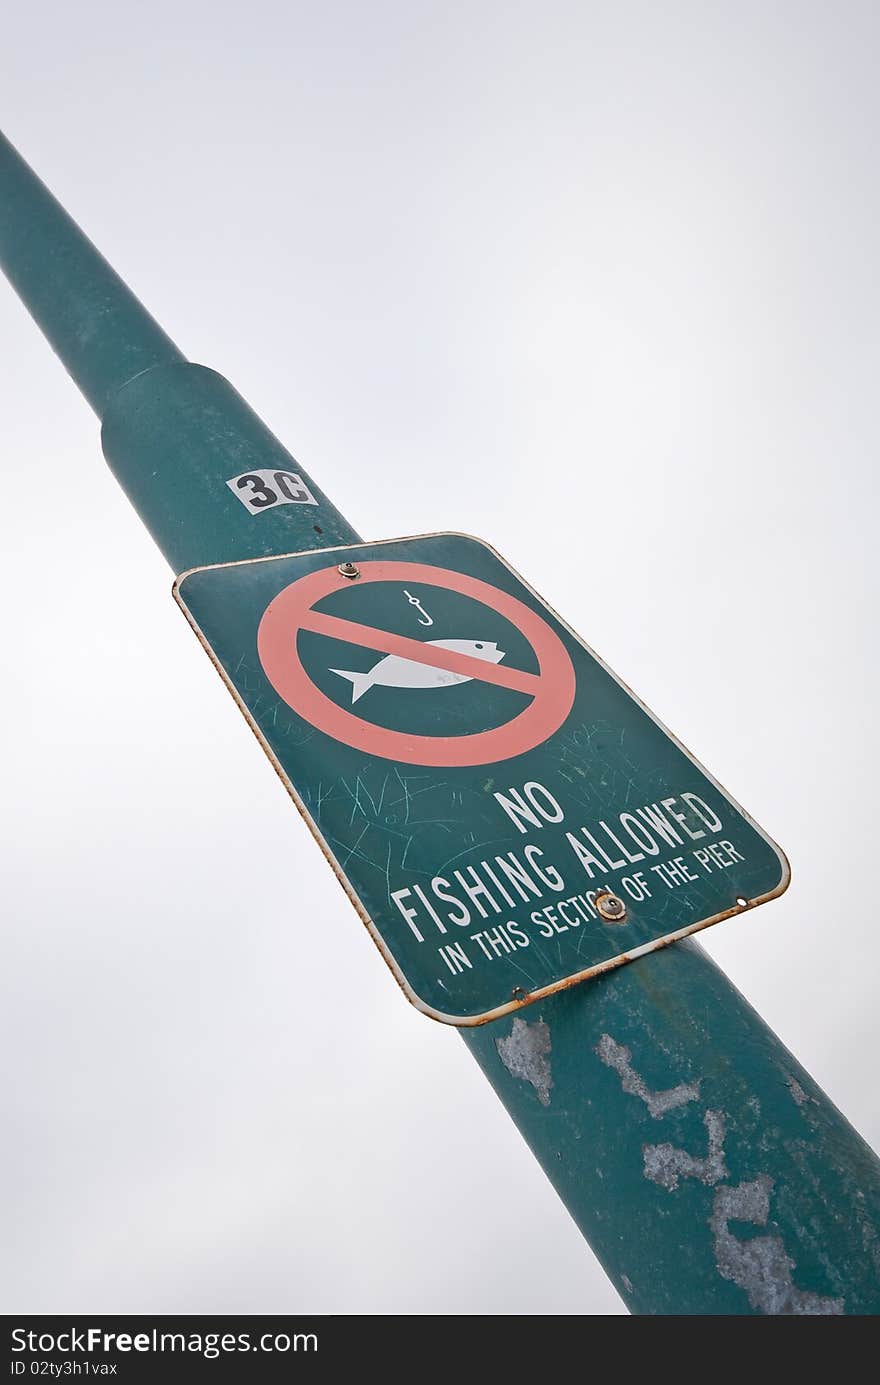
[331,639,505,703]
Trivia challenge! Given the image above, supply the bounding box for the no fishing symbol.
[256,560,576,767]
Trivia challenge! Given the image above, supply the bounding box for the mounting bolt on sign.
[175,532,789,1025]
[595,890,627,923]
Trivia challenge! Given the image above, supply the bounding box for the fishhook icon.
[402,589,433,626]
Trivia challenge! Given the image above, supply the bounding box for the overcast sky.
[2,1,878,1315]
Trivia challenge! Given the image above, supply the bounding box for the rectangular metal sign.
[174,533,789,1025]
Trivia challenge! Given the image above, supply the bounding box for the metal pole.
[2,130,878,1315]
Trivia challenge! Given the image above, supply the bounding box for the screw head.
[595,890,627,923]
[337,562,360,580]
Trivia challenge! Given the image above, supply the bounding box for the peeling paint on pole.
[643,1110,728,1191]
[596,1033,700,1117]
[496,1019,554,1106]
[711,1179,844,1315]
[464,940,880,1314]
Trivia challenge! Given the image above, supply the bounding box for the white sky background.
[1,1,878,1315]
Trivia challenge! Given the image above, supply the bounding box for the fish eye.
[475,642,484,649]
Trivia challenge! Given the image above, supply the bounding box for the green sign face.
[174,534,789,1025]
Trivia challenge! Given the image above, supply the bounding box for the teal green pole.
[0,132,358,567]
[2,130,879,1315]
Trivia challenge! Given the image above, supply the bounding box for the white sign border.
[173,533,791,1027]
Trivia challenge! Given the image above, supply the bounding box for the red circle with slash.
[256,560,576,766]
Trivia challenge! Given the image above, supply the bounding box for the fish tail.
[330,668,372,703]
